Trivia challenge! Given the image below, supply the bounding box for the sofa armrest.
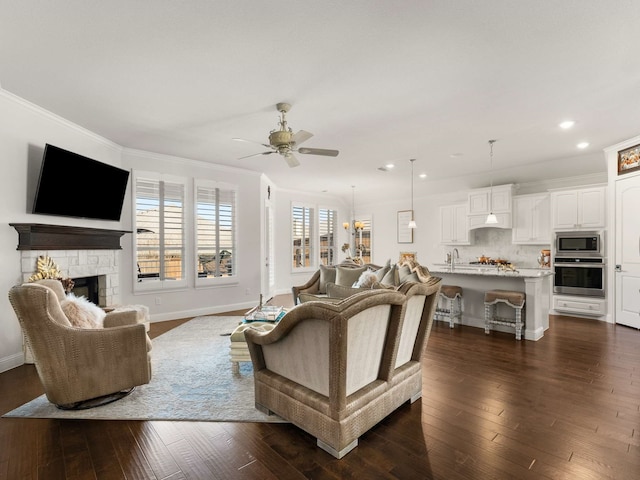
[291,269,321,305]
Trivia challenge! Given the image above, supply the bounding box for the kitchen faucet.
[451,248,459,270]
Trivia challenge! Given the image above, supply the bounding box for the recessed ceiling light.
[385,163,395,169]
[559,120,575,129]
[419,173,427,179]
[577,142,589,149]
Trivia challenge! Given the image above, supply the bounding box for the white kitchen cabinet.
[550,186,606,230]
[553,295,606,317]
[468,184,513,229]
[512,193,551,244]
[439,204,470,245]
[468,184,513,214]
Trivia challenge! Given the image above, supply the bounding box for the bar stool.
[484,289,526,340]
[435,285,463,328]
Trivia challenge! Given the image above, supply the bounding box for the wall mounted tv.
[32,144,130,221]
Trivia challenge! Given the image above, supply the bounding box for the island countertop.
[428,263,553,341]
[429,263,553,278]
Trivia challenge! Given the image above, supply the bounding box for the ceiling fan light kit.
[235,102,339,168]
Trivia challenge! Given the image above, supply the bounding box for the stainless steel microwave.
[554,231,602,257]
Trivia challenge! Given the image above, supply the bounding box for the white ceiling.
[2,1,639,205]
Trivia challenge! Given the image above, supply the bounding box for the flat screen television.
[32,144,130,221]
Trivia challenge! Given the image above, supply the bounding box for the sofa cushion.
[318,264,336,294]
[299,292,342,303]
[335,266,367,287]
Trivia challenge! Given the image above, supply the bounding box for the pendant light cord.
[489,140,495,210]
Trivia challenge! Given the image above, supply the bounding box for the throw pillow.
[335,266,367,287]
[353,270,378,288]
[375,264,390,282]
[398,264,413,283]
[60,293,106,328]
[318,264,336,294]
[402,272,420,284]
[381,263,399,286]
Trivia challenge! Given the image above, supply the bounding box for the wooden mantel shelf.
[9,223,131,250]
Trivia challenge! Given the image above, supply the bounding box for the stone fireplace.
[12,223,130,307]
[19,250,119,307]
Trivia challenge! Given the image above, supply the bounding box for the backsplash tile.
[445,229,551,268]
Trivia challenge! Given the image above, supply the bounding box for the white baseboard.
[0,351,26,374]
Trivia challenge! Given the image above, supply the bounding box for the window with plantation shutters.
[292,203,314,269]
[195,182,236,280]
[319,208,337,266]
[355,215,372,264]
[135,175,185,287]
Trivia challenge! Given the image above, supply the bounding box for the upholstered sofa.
[291,259,432,304]
[291,260,382,304]
[245,277,442,458]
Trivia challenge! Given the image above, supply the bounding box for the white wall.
[273,187,348,296]
[0,91,266,372]
[120,149,265,321]
[0,90,124,372]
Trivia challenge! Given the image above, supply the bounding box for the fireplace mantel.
[10,223,131,250]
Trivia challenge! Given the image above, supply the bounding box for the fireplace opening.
[72,276,100,305]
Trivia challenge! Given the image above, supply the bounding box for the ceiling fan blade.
[297,147,339,157]
[238,151,275,159]
[232,137,271,149]
[291,130,313,146]
[284,153,300,168]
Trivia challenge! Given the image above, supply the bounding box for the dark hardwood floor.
[1,296,639,479]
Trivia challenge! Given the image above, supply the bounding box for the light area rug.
[3,316,287,423]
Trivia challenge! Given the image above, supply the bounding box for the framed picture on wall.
[397,210,413,243]
[399,252,417,264]
[618,143,640,175]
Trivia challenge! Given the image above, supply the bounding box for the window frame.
[291,202,316,273]
[318,206,338,266]
[194,178,238,287]
[133,171,188,292]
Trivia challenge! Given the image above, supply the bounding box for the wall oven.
[553,257,605,297]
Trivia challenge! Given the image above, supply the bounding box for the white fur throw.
[353,270,379,288]
[60,293,106,328]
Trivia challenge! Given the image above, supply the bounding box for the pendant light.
[485,140,498,224]
[408,158,417,228]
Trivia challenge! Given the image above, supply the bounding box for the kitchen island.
[429,264,553,341]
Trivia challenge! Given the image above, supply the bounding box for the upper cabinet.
[440,204,471,245]
[468,184,513,229]
[512,193,551,244]
[550,186,606,230]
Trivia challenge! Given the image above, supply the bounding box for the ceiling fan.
[233,102,339,168]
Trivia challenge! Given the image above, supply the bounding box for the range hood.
[468,213,512,230]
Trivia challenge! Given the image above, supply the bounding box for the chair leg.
[484,303,492,334]
[515,307,523,340]
[317,438,358,459]
[448,297,455,328]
